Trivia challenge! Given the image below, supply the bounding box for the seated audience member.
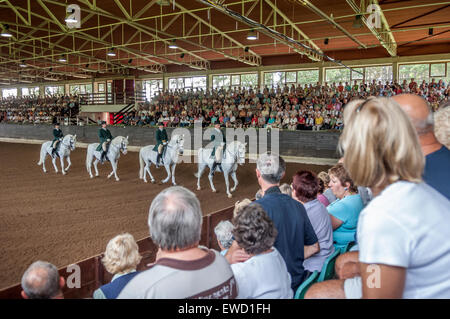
[242,152,319,292]
[335,95,450,288]
[118,186,237,299]
[228,203,293,299]
[279,183,292,196]
[214,220,234,256]
[291,170,335,272]
[318,171,337,204]
[327,163,364,250]
[21,261,65,299]
[393,94,450,199]
[316,178,330,207]
[434,103,449,149]
[93,233,142,299]
[255,189,264,200]
[233,198,252,217]
[306,97,450,299]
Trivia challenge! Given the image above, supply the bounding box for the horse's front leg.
[171,164,177,185]
[65,156,72,171]
[230,171,238,192]
[224,171,232,198]
[108,160,119,181]
[208,165,217,193]
[144,162,155,183]
[60,156,66,175]
[52,156,58,173]
[161,163,171,183]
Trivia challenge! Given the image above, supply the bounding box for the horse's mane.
[227,140,243,149]
[112,136,124,144]
[63,134,75,141]
[169,134,183,144]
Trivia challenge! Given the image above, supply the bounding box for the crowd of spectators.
[16,89,450,299]
[1,78,448,131]
[124,78,449,130]
[0,95,79,124]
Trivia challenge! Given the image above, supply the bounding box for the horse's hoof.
[90,176,93,179]
[107,175,112,179]
[212,189,217,193]
[228,194,233,198]
[197,187,201,191]
[151,180,155,184]
[115,178,120,182]
[144,180,148,183]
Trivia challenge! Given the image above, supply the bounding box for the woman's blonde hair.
[102,233,142,275]
[339,97,424,188]
[317,171,330,186]
[279,183,292,197]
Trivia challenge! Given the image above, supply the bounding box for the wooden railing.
[0,205,234,299]
[79,91,146,105]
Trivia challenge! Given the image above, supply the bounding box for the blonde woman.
[306,97,450,299]
[93,233,142,299]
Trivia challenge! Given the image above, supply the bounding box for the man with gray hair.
[21,261,65,299]
[214,220,234,255]
[118,186,237,299]
[393,94,449,199]
[227,152,319,292]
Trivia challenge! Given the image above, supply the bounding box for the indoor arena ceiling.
[0,0,449,83]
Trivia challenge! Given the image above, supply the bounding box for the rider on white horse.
[139,134,184,185]
[154,124,168,168]
[51,123,63,158]
[97,121,113,163]
[210,122,226,176]
[86,136,129,181]
[38,134,77,174]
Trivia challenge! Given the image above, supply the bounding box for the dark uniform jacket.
[52,128,63,143]
[211,128,226,157]
[153,128,168,152]
[97,128,113,151]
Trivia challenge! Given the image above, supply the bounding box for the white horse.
[86,136,129,181]
[139,134,185,185]
[195,140,247,198]
[37,134,77,175]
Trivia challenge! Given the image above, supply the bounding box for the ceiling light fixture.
[107,48,116,57]
[352,15,363,29]
[65,9,77,23]
[19,60,27,68]
[58,55,67,62]
[168,40,178,49]
[1,24,12,38]
[247,30,258,40]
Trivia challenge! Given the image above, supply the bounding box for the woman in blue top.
[93,233,142,299]
[326,163,364,250]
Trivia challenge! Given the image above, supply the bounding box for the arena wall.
[0,205,234,299]
[0,123,340,159]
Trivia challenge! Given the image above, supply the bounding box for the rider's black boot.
[210,162,218,176]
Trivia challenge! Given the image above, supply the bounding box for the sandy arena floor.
[0,142,330,289]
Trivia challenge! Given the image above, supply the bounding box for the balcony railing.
[79,91,147,105]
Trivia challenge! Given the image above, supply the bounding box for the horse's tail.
[139,147,145,179]
[37,142,47,166]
